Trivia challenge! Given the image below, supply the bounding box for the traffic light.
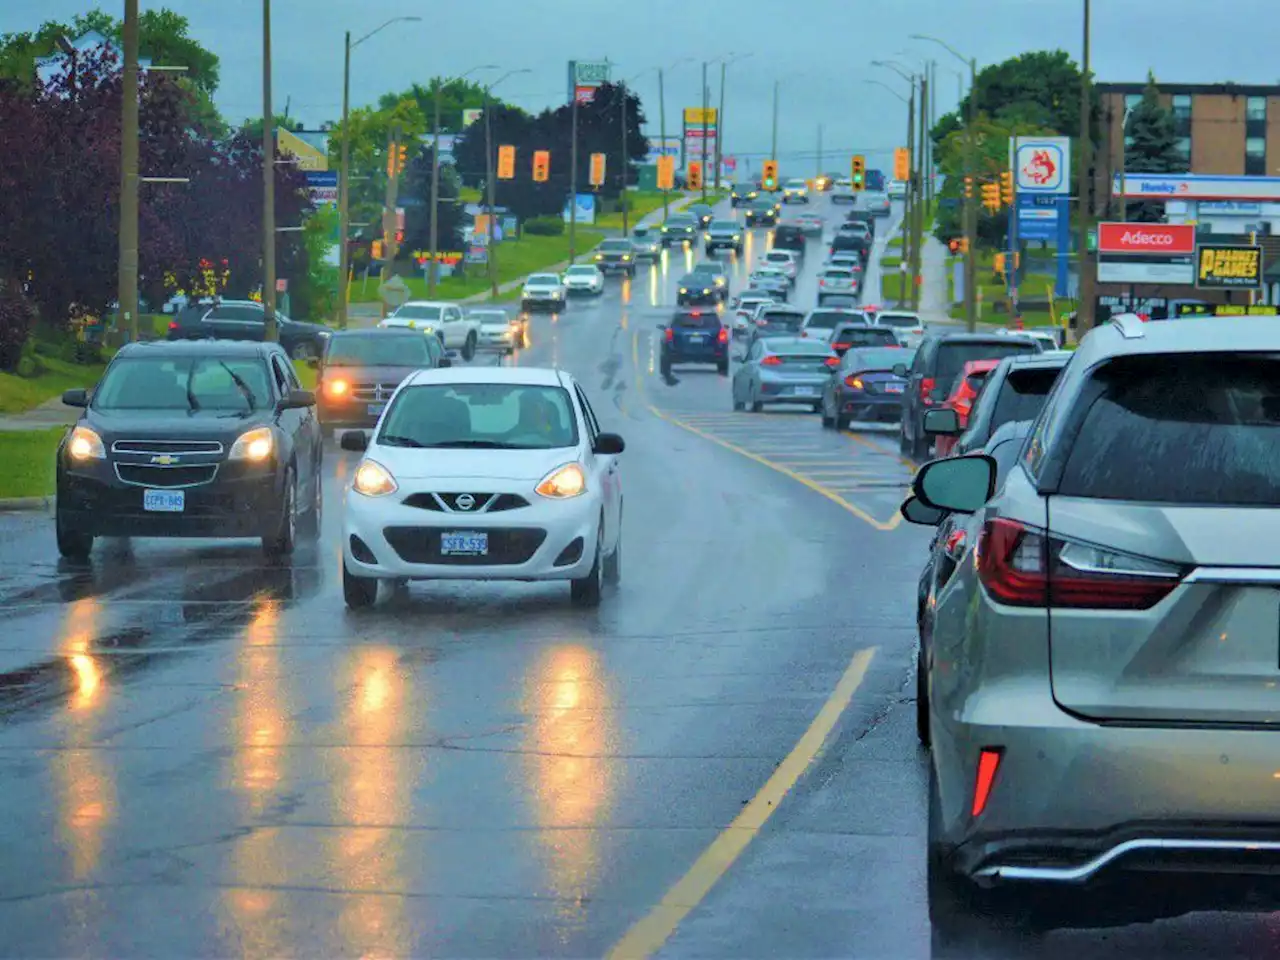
[761,160,778,191]
[371,239,384,260]
[981,182,1001,213]
[656,155,676,190]
[532,149,550,182]
[687,161,703,191]
[893,148,910,182]
[963,176,974,199]
[497,145,516,180]
[851,155,866,191]
[387,143,408,177]
[589,152,607,187]
[999,170,1014,206]
[947,238,969,255]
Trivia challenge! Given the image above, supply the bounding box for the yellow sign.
[683,107,718,126]
[276,127,328,171]
[1196,245,1262,289]
[656,155,675,190]
[589,152,607,187]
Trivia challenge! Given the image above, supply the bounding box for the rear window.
[760,311,804,331]
[823,269,854,279]
[935,341,1038,388]
[838,327,898,347]
[877,313,920,329]
[673,312,719,329]
[805,311,852,330]
[988,367,1062,431]
[766,251,791,262]
[844,347,909,370]
[1059,355,1280,505]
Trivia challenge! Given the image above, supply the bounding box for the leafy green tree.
[379,78,505,135]
[237,114,303,140]
[327,96,429,238]
[932,50,1086,142]
[1122,72,1188,222]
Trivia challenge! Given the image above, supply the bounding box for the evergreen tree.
[1123,72,1188,221]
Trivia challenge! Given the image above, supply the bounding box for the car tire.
[460,333,477,362]
[820,402,835,428]
[570,527,605,607]
[262,467,298,560]
[56,509,94,561]
[916,646,931,748]
[900,424,912,455]
[298,467,323,540]
[835,413,851,431]
[733,397,745,411]
[911,423,932,461]
[750,399,763,413]
[660,357,672,379]
[717,359,729,376]
[343,560,378,609]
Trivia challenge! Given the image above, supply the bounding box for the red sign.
[574,86,596,104]
[1097,222,1196,255]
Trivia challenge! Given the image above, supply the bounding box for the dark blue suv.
[659,309,729,377]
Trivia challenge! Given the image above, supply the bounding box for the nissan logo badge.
[455,494,475,511]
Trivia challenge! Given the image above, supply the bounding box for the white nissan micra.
[339,366,624,609]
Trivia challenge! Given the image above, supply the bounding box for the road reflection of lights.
[226,596,293,956]
[648,262,660,306]
[333,646,410,954]
[522,644,617,919]
[620,275,632,306]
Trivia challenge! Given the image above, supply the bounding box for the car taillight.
[824,356,839,368]
[832,342,850,351]
[664,328,674,343]
[919,376,936,405]
[976,518,1183,609]
[168,321,179,332]
[760,355,782,366]
[717,328,729,344]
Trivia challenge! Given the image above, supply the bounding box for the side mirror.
[437,356,453,368]
[306,357,320,369]
[340,431,369,452]
[892,363,909,378]
[900,495,946,527]
[280,389,316,410]
[62,388,88,408]
[923,408,962,436]
[593,432,625,455]
[912,454,997,514]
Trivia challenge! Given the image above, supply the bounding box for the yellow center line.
[605,647,878,960]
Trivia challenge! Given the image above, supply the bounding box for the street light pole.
[771,80,779,166]
[483,68,532,300]
[118,0,140,344]
[1077,0,1094,329]
[570,92,579,261]
[659,68,669,217]
[715,60,726,190]
[700,60,708,202]
[262,0,276,341]
[621,82,631,233]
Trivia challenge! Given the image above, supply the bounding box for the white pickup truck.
[381,300,481,360]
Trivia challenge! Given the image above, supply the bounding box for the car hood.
[321,364,421,385]
[84,407,268,442]
[370,445,580,482]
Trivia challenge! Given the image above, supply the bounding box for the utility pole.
[484,90,499,298]
[338,31,352,328]
[816,123,823,178]
[1076,0,1094,330]
[912,69,928,311]
[770,80,779,168]
[963,56,978,332]
[381,124,401,319]
[262,0,277,341]
[118,0,140,344]
[569,92,579,260]
[700,61,708,202]
[428,86,443,295]
[715,61,726,190]
[904,81,916,310]
[659,68,669,218]
[620,83,631,233]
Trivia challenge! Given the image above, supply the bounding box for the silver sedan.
[731,336,839,413]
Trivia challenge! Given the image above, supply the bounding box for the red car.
[934,358,1000,457]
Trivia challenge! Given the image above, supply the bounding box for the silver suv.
[906,313,1280,955]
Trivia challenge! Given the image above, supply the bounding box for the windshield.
[805,311,854,330]
[710,220,737,231]
[469,311,510,324]
[392,305,443,321]
[633,227,650,237]
[93,356,270,412]
[600,240,632,251]
[325,336,435,366]
[844,347,912,370]
[566,266,596,276]
[877,313,920,328]
[379,383,578,450]
[527,274,560,285]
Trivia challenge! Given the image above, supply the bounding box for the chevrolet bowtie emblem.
[150,455,180,465]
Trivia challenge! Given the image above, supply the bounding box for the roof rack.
[1108,313,1147,339]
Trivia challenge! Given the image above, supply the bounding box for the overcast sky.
[4,0,1277,170]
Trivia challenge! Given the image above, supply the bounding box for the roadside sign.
[1097,222,1196,255]
[1112,173,1280,201]
[1196,244,1263,289]
[1012,137,1070,195]
[378,275,410,308]
[275,278,287,293]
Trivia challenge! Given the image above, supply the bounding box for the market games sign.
[1196,244,1263,289]
[1176,303,1279,316]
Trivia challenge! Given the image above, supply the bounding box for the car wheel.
[820,401,835,428]
[660,358,672,379]
[342,560,378,609]
[717,359,729,376]
[55,509,94,561]
[290,341,317,361]
[750,399,763,413]
[462,333,477,362]
[835,413,851,431]
[570,526,605,607]
[298,467,322,540]
[916,646,931,748]
[262,466,297,559]
[911,423,932,460]
[733,397,745,411]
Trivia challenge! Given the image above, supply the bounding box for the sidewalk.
[918,236,953,325]
[346,193,699,326]
[0,396,76,433]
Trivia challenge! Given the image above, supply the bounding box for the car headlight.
[324,378,350,398]
[733,234,741,242]
[228,426,274,462]
[536,462,586,499]
[702,288,711,295]
[622,254,631,261]
[353,458,397,497]
[680,287,688,294]
[594,254,603,260]
[317,330,331,339]
[67,425,105,461]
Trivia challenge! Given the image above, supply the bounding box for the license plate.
[689,334,706,343]
[794,386,817,397]
[885,383,905,394]
[367,403,386,416]
[441,531,488,556]
[143,489,185,512]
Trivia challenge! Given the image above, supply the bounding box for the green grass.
[0,355,109,415]
[943,248,1072,327]
[459,186,482,204]
[293,360,316,390]
[349,230,606,304]
[0,428,62,499]
[594,191,669,230]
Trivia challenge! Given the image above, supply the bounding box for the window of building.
[1246,96,1267,139]
[1246,136,1266,176]
[1172,94,1193,137]
[1175,137,1192,166]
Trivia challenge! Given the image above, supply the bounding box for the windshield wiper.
[218,362,256,411]
[422,439,521,449]
[185,375,200,412]
[378,435,427,448]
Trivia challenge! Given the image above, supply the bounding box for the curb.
[0,496,52,512]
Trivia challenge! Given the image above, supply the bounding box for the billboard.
[1011,136,1070,195]
[568,59,611,104]
[1113,173,1280,201]
[277,127,328,171]
[1097,222,1196,255]
[1196,245,1264,289]
[461,108,483,128]
[305,171,338,205]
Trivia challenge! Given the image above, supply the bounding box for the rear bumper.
[677,292,719,305]
[595,260,635,273]
[663,346,727,365]
[836,391,903,420]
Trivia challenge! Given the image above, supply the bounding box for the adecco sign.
[1097,222,1196,255]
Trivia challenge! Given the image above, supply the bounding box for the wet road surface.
[0,194,1266,959]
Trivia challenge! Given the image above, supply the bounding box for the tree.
[1121,72,1188,222]
[327,96,428,239]
[932,51,1087,144]
[237,113,303,140]
[397,152,466,269]
[379,78,503,136]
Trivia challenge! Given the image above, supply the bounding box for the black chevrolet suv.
[55,340,323,561]
[167,299,333,361]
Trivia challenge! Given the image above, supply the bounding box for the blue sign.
[306,171,338,205]
[562,193,596,224]
[1017,194,1059,241]
[1199,201,1263,215]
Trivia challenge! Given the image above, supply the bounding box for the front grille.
[402,493,445,511]
[401,492,531,513]
[114,463,218,488]
[111,439,223,455]
[382,527,546,565]
[488,494,529,512]
[351,383,397,403]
